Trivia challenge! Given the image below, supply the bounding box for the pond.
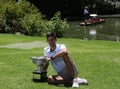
[64,18,120,41]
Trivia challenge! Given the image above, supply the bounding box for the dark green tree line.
[28,0,120,19]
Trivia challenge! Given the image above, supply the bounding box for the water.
[64,18,120,41]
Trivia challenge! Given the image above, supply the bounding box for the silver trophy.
[30,56,47,82]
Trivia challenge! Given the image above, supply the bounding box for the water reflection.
[89,29,97,40]
[83,26,88,40]
[65,18,120,41]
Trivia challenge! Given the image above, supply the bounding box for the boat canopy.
[90,14,98,17]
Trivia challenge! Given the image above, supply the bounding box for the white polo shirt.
[84,9,88,15]
[44,44,66,73]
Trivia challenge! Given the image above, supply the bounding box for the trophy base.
[32,71,48,82]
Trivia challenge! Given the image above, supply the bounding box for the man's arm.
[52,48,67,59]
[46,48,67,62]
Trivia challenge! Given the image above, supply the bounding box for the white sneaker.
[77,78,88,85]
[72,78,79,88]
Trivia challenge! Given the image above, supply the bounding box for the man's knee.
[62,51,69,58]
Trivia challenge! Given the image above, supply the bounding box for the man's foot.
[72,78,79,88]
[77,78,88,85]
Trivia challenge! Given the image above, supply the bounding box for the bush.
[20,13,45,36]
[0,0,44,34]
[0,1,69,37]
[0,1,25,33]
[20,11,69,37]
[48,11,69,38]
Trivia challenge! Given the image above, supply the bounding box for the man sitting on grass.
[43,32,88,88]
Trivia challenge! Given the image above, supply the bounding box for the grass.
[0,34,120,89]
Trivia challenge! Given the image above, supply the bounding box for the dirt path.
[0,41,48,49]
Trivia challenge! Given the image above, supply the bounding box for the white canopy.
[90,14,98,17]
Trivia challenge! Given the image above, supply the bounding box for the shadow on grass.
[31,79,72,88]
[48,83,72,88]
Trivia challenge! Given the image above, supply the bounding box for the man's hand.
[46,58,51,62]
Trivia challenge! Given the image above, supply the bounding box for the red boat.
[80,14,105,26]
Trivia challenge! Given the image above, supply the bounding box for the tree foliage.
[0,0,69,37]
[49,11,69,38]
[27,0,120,19]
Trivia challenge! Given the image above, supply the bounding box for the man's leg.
[62,52,80,88]
[47,66,73,84]
[47,75,65,84]
[62,52,77,79]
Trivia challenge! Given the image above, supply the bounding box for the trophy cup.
[30,56,48,82]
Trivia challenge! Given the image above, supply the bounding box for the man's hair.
[46,32,56,39]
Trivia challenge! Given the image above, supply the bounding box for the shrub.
[48,11,69,38]
[0,1,69,37]
[20,13,46,36]
[0,0,43,34]
[20,11,69,37]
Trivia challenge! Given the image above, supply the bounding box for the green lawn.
[0,34,120,89]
